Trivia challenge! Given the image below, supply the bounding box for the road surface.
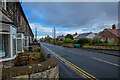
[40,42,120,79]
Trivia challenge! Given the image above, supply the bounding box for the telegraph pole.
[35,27,37,41]
[54,27,56,44]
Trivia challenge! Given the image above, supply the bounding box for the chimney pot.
[112,24,116,29]
[75,32,77,35]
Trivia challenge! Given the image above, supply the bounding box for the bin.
[75,44,81,48]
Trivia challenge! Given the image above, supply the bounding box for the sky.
[21,2,118,39]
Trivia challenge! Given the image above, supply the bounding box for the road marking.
[41,44,98,80]
[91,57,120,67]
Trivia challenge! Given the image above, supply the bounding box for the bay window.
[24,35,29,48]
[17,33,24,53]
[0,23,17,62]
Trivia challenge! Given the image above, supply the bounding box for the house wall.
[1,2,34,39]
[98,29,119,44]
[86,33,96,39]
[0,1,34,62]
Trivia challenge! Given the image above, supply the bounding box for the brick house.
[95,24,120,44]
[0,0,34,62]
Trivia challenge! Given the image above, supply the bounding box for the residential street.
[40,42,120,79]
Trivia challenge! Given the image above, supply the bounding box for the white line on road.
[91,57,120,67]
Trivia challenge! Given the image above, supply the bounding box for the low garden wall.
[83,45,120,51]
[62,43,75,48]
[2,60,15,68]
[40,46,51,60]
[2,58,59,79]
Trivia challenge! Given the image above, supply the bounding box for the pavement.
[82,48,120,57]
[40,42,120,79]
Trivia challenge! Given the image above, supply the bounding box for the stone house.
[95,24,120,44]
[0,1,34,62]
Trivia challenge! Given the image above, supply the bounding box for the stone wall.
[0,62,2,80]
[62,43,75,48]
[2,60,14,68]
[2,58,59,80]
[13,65,58,79]
[83,45,120,51]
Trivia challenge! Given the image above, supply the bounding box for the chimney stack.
[112,24,116,29]
[75,32,77,35]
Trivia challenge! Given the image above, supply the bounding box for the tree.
[65,34,74,40]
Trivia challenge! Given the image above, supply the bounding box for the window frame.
[0,23,17,62]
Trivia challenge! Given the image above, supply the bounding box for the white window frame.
[0,23,17,62]
[2,0,6,10]
[17,33,24,53]
[108,38,114,43]
[24,35,29,48]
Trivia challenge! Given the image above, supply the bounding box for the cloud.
[23,2,118,29]
[22,0,119,2]
[30,23,83,39]
[30,23,52,33]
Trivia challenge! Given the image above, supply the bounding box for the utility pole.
[54,27,56,44]
[35,27,37,41]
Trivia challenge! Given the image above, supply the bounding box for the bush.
[65,34,74,40]
[63,38,73,43]
[45,38,51,42]
[77,38,91,46]
[91,38,103,45]
[60,39,63,41]
[98,43,120,46]
[30,42,40,45]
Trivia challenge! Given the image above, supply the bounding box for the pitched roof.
[57,36,64,39]
[75,32,94,39]
[95,29,120,38]
[106,29,120,37]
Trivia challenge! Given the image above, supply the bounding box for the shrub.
[45,38,51,42]
[60,39,63,41]
[98,43,120,46]
[63,38,73,43]
[30,42,40,45]
[91,38,103,45]
[65,34,74,40]
[77,38,91,46]
[73,40,78,44]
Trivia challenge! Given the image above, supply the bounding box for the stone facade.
[0,1,34,39]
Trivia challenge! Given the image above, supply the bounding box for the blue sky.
[21,2,118,39]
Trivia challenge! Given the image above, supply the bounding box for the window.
[17,34,21,38]
[25,36,29,47]
[17,33,24,53]
[0,34,10,58]
[100,38,106,42]
[0,23,17,61]
[12,27,16,56]
[108,38,114,43]
[0,24,10,32]
[2,0,6,10]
